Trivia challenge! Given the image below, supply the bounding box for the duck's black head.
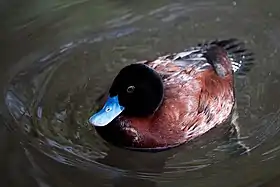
[89,63,164,127]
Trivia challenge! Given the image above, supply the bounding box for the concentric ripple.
[3,1,280,186]
[3,31,259,183]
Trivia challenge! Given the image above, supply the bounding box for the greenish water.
[1,0,280,187]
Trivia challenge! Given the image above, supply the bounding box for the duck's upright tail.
[207,38,255,76]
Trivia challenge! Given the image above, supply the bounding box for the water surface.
[1,0,280,187]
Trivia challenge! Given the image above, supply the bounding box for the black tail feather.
[206,38,255,75]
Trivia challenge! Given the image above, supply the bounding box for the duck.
[88,38,254,151]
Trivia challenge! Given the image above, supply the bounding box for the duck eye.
[126,86,135,93]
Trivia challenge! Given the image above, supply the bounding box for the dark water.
[1,0,280,186]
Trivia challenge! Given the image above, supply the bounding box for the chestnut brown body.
[94,39,253,150]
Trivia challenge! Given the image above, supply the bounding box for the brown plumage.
[90,39,254,151]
